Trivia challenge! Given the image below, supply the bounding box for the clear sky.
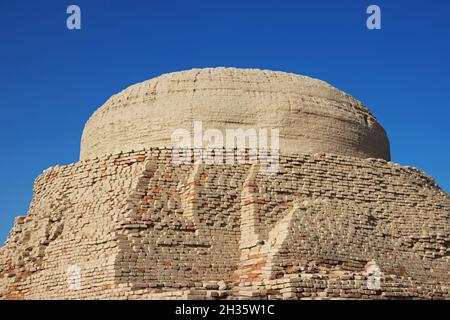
[0,0,449,244]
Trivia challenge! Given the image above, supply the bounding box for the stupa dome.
[80,68,390,160]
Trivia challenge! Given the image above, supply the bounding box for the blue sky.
[0,0,449,244]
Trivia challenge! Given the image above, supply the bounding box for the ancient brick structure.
[0,68,448,299]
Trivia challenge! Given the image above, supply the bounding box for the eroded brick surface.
[0,149,448,299]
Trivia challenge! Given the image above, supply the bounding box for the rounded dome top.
[80,67,390,160]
